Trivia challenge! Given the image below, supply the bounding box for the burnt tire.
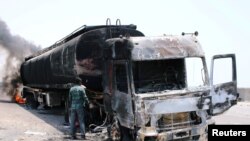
[110,120,134,141]
[26,94,39,109]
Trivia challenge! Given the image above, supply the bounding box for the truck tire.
[26,94,39,109]
[110,119,135,141]
[120,126,133,141]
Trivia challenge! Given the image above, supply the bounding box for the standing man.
[69,78,89,140]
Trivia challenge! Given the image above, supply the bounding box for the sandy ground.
[0,94,66,141]
[213,101,250,125]
[1,92,250,141]
[0,93,108,141]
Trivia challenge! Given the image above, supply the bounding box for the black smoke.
[0,19,40,96]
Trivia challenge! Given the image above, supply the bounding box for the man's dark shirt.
[69,85,89,110]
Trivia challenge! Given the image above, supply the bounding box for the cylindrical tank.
[20,25,144,91]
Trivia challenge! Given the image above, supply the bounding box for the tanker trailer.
[20,23,144,125]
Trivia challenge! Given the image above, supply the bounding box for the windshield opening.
[132,59,186,93]
[132,57,206,94]
[185,57,206,88]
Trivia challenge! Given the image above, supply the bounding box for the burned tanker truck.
[20,19,238,141]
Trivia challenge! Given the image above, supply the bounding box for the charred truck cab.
[20,20,238,141]
[104,35,238,141]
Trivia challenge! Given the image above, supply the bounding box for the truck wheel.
[26,94,39,109]
[120,126,133,141]
[111,120,134,141]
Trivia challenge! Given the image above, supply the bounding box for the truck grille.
[157,112,196,131]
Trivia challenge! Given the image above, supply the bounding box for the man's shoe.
[70,136,77,140]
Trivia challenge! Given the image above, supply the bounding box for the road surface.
[0,94,66,141]
[1,93,250,141]
[0,93,108,141]
[213,101,250,125]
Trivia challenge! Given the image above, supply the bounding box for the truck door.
[210,54,238,115]
[112,61,134,128]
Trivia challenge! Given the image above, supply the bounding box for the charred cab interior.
[132,59,185,93]
[132,57,207,94]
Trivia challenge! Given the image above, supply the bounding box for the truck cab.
[102,35,238,141]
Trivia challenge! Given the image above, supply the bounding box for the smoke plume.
[0,19,40,96]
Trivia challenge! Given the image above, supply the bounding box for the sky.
[0,0,249,87]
